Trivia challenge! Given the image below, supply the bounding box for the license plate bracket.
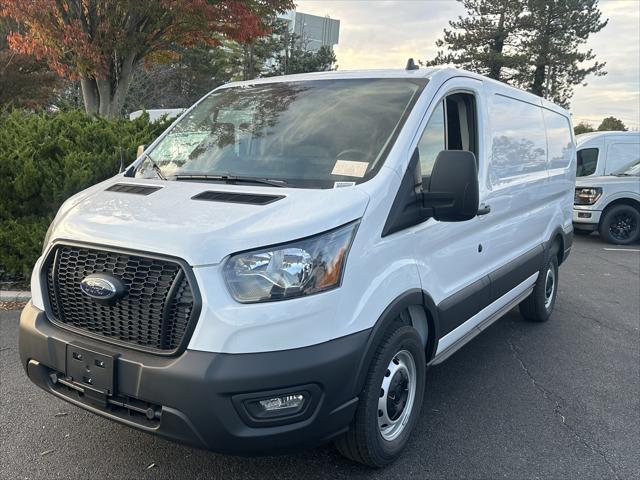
[66,344,116,397]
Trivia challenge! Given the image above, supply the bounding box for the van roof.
[576,130,639,146]
[220,67,568,114]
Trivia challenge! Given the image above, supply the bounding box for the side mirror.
[423,150,479,222]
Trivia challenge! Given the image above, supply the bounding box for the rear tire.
[599,204,640,245]
[519,253,558,322]
[334,324,425,467]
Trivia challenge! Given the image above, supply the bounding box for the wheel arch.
[546,226,570,266]
[351,289,439,397]
[597,198,640,243]
[599,197,640,224]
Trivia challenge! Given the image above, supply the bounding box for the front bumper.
[572,206,601,228]
[19,302,369,455]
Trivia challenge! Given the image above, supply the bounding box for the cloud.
[296,0,640,129]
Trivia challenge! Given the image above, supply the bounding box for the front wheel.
[599,204,640,245]
[335,325,426,467]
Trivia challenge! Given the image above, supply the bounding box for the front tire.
[335,325,426,467]
[599,204,640,245]
[519,253,558,322]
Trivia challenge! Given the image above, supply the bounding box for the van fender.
[350,290,439,397]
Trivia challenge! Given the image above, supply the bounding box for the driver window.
[417,100,445,178]
[417,92,478,183]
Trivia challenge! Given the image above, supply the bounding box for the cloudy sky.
[296,0,640,130]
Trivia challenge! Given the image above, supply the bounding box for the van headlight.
[223,222,358,303]
[574,187,602,205]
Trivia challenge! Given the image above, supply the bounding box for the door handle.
[477,204,491,216]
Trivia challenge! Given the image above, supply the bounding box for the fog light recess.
[233,384,322,427]
[247,392,307,419]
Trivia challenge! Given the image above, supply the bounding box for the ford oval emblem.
[80,274,123,302]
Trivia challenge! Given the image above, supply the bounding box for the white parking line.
[603,248,640,252]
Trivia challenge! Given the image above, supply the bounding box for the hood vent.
[192,190,284,206]
[106,184,162,195]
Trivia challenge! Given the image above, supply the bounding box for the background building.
[280,10,340,52]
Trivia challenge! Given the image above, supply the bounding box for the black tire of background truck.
[599,204,640,245]
[334,324,426,468]
[519,251,559,323]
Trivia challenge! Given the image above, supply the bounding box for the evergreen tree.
[597,116,627,132]
[517,0,608,107]
[425,0,608,107]
[425,0,527,82]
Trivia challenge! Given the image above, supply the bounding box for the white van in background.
[20,66,575,467]
[576,131,640,177]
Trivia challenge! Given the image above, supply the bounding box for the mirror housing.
[423,150,479,222]
[381,149,480,237]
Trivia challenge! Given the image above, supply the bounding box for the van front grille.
[44,244,198,354]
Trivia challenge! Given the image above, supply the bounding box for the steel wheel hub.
[544,265,556,309]
[378,349,417,441]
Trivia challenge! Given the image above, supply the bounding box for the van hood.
[50,178,370,265]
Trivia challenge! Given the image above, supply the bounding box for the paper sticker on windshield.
[332,160,368,178]
[334,181,356,188]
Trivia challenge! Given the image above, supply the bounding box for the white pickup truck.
[574,160,640,244]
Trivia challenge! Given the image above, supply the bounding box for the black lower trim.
[572,222,597,232]
[438,276,491,337]
[489,244,543,301]
[437,245,545,337]
[19,303,370,455]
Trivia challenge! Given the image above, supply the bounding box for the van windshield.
[135,79,425,188]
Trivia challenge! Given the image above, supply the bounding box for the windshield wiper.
[143,152,166,180]
[172,174,287,188]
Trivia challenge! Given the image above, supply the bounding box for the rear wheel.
[335,324,425,467]
[599,204,640,245]
[519,252,558,322]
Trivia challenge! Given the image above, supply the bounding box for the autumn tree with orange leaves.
[0,0,293,117]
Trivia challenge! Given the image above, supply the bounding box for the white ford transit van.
[576,131,640,177]
[20,66,575,467]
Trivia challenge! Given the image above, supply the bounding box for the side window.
[417,93,477,182]
[576,148,599,176]
[605,143,640,174]
[489,95,547,186]
[543,109,573,170]
[417,100,445,178]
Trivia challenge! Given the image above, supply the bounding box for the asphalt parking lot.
[1,234,638,480]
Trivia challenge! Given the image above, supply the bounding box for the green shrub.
[0,109,171,282]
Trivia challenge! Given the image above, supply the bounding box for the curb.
[0,291,31,302]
